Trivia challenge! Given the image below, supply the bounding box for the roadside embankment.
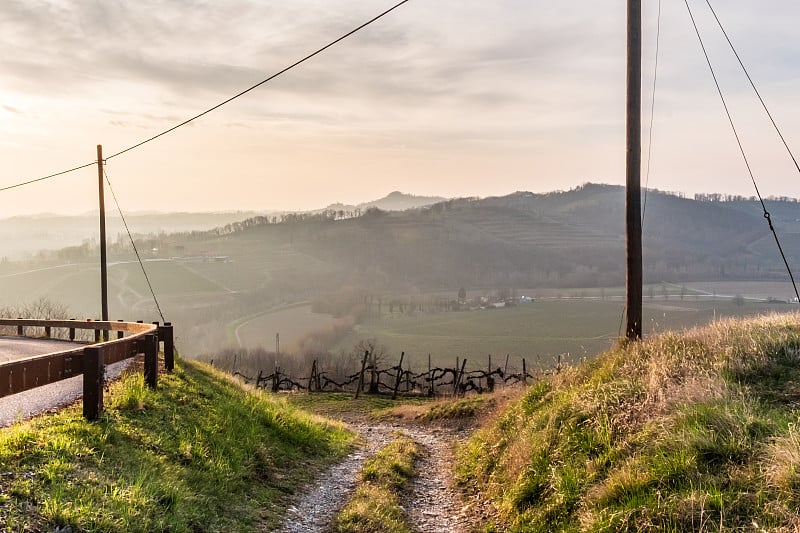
[456,312,800,532]
[0,358,354,531]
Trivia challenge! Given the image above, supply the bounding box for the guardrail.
[0,319,174,420]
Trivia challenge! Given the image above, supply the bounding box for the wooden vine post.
[354,350,369,399]
[392,351,405,400]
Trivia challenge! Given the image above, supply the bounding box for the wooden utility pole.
[97,145,109,337]
[625,0,643,340]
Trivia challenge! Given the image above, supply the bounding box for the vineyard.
[231,352,558,397]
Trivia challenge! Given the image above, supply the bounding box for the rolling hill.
[172,183,798,291]
[0,183,797,357]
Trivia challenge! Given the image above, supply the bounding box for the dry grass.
[764,423,800,499]
[456,312,800,532]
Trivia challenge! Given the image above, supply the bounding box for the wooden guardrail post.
[162,322,174,372]
[44,326,51,338]
[83,346,104,421]
[144,333,158,389]
[117,320,124,339]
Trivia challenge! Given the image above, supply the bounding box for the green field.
[230,303,341,351]
[334,297,791,371]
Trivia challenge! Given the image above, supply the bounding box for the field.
[230,303,341,352]
[334,289,792,372]
[0,251,795,365]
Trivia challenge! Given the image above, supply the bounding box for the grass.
[377,395,496,423]
[0,358,354,532]
[283,391,495,425]
[333,434,424,533]
[336,299,789,371]
[284,392,436,419]
[455,312,800,532]
[230,302,336,350]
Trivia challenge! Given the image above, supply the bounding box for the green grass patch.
[0,359,354,532]
[333,434,424,533]
[284,391,495,426]
[335,299,789,371]
[455,313,800,532]
[285,392,434,419]
[413,396,494,422]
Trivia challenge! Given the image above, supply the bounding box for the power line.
[684,0,800,304]
[0,0,413,192]
[103,166,166,323]
[704,0,800,177]
[641,0,662,228]
[106,0,412,161]
[0,162,95,192]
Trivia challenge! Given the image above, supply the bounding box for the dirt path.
[277,419,473,533]
[400,425,472,533]
[278,422,395,533]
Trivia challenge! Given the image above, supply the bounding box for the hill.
[324,190,447,213]
[0,183,798,357]
[0,211,261,260]
[456,313,800,531]
[176,183,799,291]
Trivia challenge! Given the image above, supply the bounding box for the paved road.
[0,337,80,363]
[0,337,132,427]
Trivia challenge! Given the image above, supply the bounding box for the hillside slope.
[2,184,797,356]
[456,313,800,532]
[176,184,796,291]
[0,359,354,532]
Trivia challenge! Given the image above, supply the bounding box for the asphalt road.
[0,337,79,363]
[0,337,132,427]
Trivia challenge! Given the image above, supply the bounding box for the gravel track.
[402,426,471,533]
[277,419,473,533]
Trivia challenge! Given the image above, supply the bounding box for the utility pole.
[97,145,109,337]
[276,333,280,355]
[625,0,643,340]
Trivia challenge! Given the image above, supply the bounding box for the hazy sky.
[1,0,799,215]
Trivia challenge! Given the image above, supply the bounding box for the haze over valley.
[1,184,796,374]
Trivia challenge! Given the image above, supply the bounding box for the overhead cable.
[106,0,412,160]
[704,0,800,177]
[0,0,413,191]
[641,0,662,228]
[103,166,167,323]
[684,0,800,304]
[0,162,95,192]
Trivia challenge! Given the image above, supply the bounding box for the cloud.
[1,0,618,112]
[2,105,22,115]
[3,0,800,213]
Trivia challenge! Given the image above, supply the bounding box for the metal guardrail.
[0,319,174,420]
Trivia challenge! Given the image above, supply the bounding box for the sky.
[1,0,800,216]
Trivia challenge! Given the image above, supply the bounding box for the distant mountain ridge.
[324,191,447,213]
[184,183,800,291]
[5,185,799,290]
[0,191,445,259]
